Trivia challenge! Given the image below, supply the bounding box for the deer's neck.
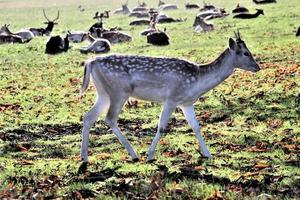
[195,49,235,94]
[254,11,261,17]
[46,23,54,32]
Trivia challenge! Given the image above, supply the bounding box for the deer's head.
[43,9,60,32]
[229,31,260,72]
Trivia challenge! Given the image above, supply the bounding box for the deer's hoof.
[78,162,88,174]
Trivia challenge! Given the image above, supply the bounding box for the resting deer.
[233,9,264,19]
[185,3,200,9]
[159,4,178,11]
[29,9,59,36]
[158,0,165,7]
[80,33,111,54]
[68,31,88,43]
[0,29,23,44]
[232,4,249,14]
[79,31,260,171]
[194,17,214,32]
[45,34,69,54]
[253,0,276,4]
[113,1,131,15]
[1,24,33,43]
[199,1,216,11]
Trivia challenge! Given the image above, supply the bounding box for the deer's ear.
[229,38,236,50]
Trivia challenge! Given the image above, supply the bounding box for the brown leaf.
[15,144,28,152]
[0,103,22,112]
[194,166,205,171]
[248,146,268,153]
[16,160,34,165]
[206,189,228,200]
[96,153,110,160]
[69,77,81,85]
[241,172,260,177]
[254,164,270,170]
[159,139,170,146]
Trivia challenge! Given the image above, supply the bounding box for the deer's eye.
[244,52,250,57]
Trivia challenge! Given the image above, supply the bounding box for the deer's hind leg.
[81,90,110,162]
[105,94,139,161]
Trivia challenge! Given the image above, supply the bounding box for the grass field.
[0,0,299,199]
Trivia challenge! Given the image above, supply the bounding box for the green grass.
[0,0,299,199]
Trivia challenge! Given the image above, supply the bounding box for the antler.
[43,9,50,22]
[234,29,241,40]
[53,10,60,22]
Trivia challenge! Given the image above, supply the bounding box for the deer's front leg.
[146,102,176,162]
[180,105,212,158]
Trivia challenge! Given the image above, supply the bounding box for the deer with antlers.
[78,31,260,172]
[113,0,131,15]
[29,9,59,36]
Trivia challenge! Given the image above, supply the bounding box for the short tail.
[80,60,92,97]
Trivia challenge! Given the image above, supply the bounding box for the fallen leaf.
[194,166,205,171]
[16,160,34,165]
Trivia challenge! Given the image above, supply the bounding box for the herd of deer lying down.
[0,0,298,172]
[1,0,298,54]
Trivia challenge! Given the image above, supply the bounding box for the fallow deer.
[79,31,261,171]
[68,31,88,43]
[193,17,214,32]
[158,0,165,7]
[159,4,178,11]
[199,1,216,11]
[196,8,228,20]
[0,27,23,45]
[253,0,276,4]
[296,27,300,37]
[129,11,150,18]
[132,0,148,12]
[80,33,111,54]
[29,9,59,36]
[113,1,131,15]
[185,3,200,9]
[0,24,33,43]
[102,31,132,44]
[45,34,69,54]
[233,9,264,19]
[130,19,150,26]
[144,14,169,45]
[232,4,249,14]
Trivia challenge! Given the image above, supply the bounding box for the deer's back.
[91,55,199,79]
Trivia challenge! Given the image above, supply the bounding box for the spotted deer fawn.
[79,32,260,167]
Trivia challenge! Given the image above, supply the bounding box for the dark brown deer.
[233,9,264,19]
[185,3,200,9]
[29,9,59,36]
[253,0,276,4]
[232,4,249,13]
[45,34,69,54]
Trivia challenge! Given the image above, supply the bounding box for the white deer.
[79,32,260,167]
